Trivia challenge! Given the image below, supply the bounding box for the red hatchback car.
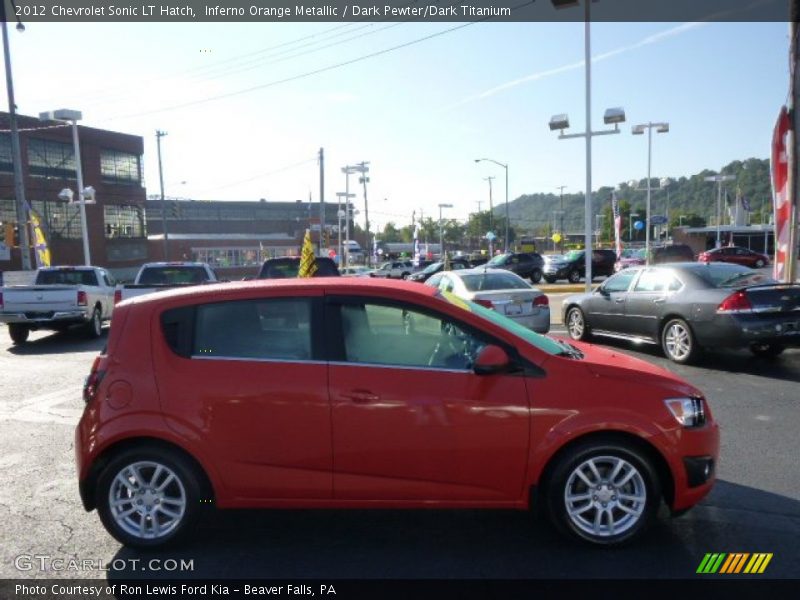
[698,246,770,268]
[76,279,719,548]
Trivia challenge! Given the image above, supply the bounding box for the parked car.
[467,255,489,267]
[426,268,549,333]
[257,256,340,278]
[543,249,616,283]
[698,246,769,268]
[484,252,545,283]
[0,266,115,344]
[407,258,471,283]
[562,263,800,363]
[614,248,647,272]
[340,266,374,277]
[652,244,694,264]
[370,260,415,279]
[77,278,718,549]
[116,262,219,305]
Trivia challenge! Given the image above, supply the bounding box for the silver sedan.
[425,268,550,333]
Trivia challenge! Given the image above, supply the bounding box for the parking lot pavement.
[1,325,799,580]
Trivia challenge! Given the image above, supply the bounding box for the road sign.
[485,231,497,241]
[649,215,668,225]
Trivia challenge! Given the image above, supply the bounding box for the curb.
[536,284,599,294]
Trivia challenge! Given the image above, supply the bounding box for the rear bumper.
[508,310,550,334]
[0,310,88,325]
[693,314,800,348]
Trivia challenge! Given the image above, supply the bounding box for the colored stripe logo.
[697,553,773,574]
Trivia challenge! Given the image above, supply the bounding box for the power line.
[193,157,317,195]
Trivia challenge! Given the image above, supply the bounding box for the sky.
[2,18,791,233]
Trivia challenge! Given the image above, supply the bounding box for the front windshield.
[439,291,565,357]
[564,250,584,261]
[486,254,509,266]
[421,261,442,274]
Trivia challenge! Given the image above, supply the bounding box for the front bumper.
[0,310,88,325]
[666,421,720,512]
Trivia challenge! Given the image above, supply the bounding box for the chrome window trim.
[191,355,326,365]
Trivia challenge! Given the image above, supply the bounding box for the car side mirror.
[598,286,610,296]
[473,344,512,375]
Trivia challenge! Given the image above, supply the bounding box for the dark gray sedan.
[561,263,800,363]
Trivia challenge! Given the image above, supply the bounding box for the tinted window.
[340,302,485,370]
[687,265,776,288]
[603,270,637,293]
[194,298,312,360]
[36,269,98,286]
[138,266,208,285]
[460,273,530,291]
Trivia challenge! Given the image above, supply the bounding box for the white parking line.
[0,387,83,425]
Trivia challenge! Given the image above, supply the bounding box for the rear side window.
[193,298,312,360]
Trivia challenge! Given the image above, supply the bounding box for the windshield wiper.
[553,338,584,359]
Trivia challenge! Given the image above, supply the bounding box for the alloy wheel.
[664,322,691,361]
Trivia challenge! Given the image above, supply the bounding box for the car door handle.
[342,390,380,404]
[653,298,666,304]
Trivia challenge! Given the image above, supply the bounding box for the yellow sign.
[30,210,51,268]
[298,229,317,278]
[552,233,562,243]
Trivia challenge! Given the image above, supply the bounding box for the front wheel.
[661,318,701,364]
[8,324,29,345]
[750,342,785,358]
[568,269,581,284]
[96,447,204,549]
[401,272,410,280]
[530,269,542,284]
[755,259,765,268]
[85,307,103,339]
[566,307,591,341]
[545,440,661,545]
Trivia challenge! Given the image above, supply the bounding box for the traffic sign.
[485,231,497,241]
[649,215,668,225]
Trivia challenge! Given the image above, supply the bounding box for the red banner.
[771,106,791,281]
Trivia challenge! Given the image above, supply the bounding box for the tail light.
[533,295,549,307]
[113,289,122,305]
[77,291,88,306]
[474,299,494,308]
[83,355,106,404]
[717,290,753,313]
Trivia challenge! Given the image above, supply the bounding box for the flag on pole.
[771,107,791,282]
[29,209,51,268]
[298,229,317,278]
[611,191,623,259]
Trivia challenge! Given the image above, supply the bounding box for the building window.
[103,205,145,238]
[0,134,13,174]
[192,246,292,268]
[100,149,142,185]
[28,138,77,179]
[30,200,83,239]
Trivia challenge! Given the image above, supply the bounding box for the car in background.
[467,255,489,267]
[561,262,800,363]
[257,256,340,278]
[370,260,415,279]
[652,244,694,264]
[116,262,219,305]
[407,258,471,283]
[76,277,718,549]
[614,248,647,272]
[484,252,545,284]
[543,249,616,283]
[698,246,769,268]
[340,266,374,277]
[426,268,549,333]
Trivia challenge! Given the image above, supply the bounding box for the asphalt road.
[0,323,798,582]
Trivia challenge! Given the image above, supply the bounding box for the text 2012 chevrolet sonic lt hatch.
[76,278,719,548]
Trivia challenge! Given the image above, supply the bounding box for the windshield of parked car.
[137,266,209,285]
[460,272,531,292]
[564,250,584,261]
[420,261,443,274]
[439,291,565,357]
[486,254,509,267]
[687,264,777,288]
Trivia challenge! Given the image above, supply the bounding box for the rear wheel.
[545,440,660,545]
[661,318,701,364]
[530,269,542,284]
[85,307,102,338]
[750,342,785,358]
[401,272,410,280]
[566,307,591,341]
[96,447,204,549]
[568,269,581,284]
[8,324,29,345]
[755,259,765,268]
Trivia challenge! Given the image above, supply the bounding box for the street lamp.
[629,213,640,242]
[632,121,669,264]
[40,109,92,265]
[336,192,355,265]
[475,159,509,252]
[549,0,625,291]
[438,203,453,258]
[704,173,736,248]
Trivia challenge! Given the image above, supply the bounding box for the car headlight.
[664,397,706,428]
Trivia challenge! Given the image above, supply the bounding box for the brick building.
[0,112,147,273]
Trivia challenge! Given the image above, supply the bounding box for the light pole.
[556,185,567,253]
[156,130,168,259]
[475,159,509,252]
[438,203,453,259]
[595,214,605,248]
[704,173,736,248]
[660,177,673,239]
[483,175,495,234]
[40,109,92,265]
[352,161,371,265]
[336,192,354,265]
[629,213,640,242]
[632,122,669,265]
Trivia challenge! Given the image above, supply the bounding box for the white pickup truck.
[0,266,116,344]
[116,262,219,305]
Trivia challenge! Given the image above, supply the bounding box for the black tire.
[96,446,205,549]
[565,307,591,341]
[530,269,543,284]
[401,272,410,280]
[755,259,765,268]
[544,439,661,546]
[8,324,29,345]
[568,269,581,284]
[544,276,557,284]
[85,307,103,339]
[750,342,785,358]
[661,318,701,364]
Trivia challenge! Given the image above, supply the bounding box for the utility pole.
[557,185,567,253]
[1,1,31,269]
[484,176,495,233]
[319,147,324,254]
[356,161,371,266]
[156,130,168,260]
